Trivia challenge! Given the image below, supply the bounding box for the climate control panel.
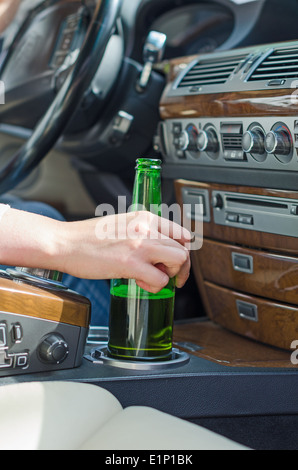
[161,117,297,172]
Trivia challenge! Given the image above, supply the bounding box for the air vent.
[177,54,248,89]
[221,123,245,161]
[248,47,298,82]
[222,135,243,149]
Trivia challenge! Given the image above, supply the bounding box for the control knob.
[211,193,224,210]
[197,128,219,154]
[38,334,69,365]
[242,130,265,155]
[265,130,292,156]
[176,130,190,151]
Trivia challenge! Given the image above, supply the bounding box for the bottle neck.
[132,168,162,214]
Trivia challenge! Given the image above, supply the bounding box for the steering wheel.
[0,0,122,195]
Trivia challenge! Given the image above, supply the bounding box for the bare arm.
[0,208,191,293]
[0,0,21,34]
[0,2,191,292]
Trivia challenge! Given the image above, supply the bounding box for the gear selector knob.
[138,31,167,91]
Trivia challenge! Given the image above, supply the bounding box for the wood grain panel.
[175,179,298,351]
[175,179,298,254]
[174,321,295,368]
[205,282,298,351]
[160,87,298,120]
[197,239,298,305]
[0,278,91,328]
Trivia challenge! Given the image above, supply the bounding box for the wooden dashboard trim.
[159,54,298,119]
[198,238,298,306]
[174,321,296,368]
[160,88,298,120]
[175,179,298,352]
[205,281,298,351]
[0,278,91,328]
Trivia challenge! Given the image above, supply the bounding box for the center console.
[159,39,298,352]
[176,180,298,351]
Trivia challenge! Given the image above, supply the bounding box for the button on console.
[226,213,239,223]
[0,324,7,349]
[15,353,29,369]
[239,215,254,225]
[0,351,13,369]
[172,123,182,135]
[12,324,22,343]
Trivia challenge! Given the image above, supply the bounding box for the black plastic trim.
[162,164,298,191]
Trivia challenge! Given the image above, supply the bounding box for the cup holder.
[85,327,190,371]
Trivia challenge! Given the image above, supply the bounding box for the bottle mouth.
[135,158,162,170]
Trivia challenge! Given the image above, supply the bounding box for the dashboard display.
[150,3,234,58]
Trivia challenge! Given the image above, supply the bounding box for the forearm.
[0,0,21,33]
[0,207,67,271]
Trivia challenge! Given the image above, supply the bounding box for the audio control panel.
[160,117,298,171]
[211,191,298,238]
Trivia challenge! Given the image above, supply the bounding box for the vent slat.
[256,65,298,71]
[267,57,298,64]
[178,79,227,87]
[178,54,247,89]
[192,56,246,65]
[223,136,243,149]
[192,61,242,70]
[188,66,236,75]
[249,47,298,82]
[250,71,298,79]
[184,70,235,80]
[272,50,298,56]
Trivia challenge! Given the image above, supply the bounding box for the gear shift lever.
[137,31,167,91]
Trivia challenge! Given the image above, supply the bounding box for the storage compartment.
[205,282,298,350]
[197,239,298,305]
[176,180,298,350]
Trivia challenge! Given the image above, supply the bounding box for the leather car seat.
[0,381,248,450]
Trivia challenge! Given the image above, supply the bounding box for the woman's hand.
[60,211,191,293]
[0,0,21,34]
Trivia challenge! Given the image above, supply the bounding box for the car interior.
[1,0,298,451]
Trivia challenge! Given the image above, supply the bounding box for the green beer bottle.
[107,158,175,361]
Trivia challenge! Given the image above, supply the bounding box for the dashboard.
[159,39,298,190]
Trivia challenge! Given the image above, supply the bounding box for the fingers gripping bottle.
[107,158,176,361]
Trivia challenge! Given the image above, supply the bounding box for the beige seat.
[0,381,248,450]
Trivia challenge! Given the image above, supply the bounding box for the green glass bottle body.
[107,159,176,361]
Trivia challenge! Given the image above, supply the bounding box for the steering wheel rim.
[0,0,122,196]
